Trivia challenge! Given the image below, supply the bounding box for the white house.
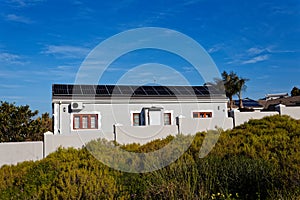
[51,84,233,145]
[265,93,289,101]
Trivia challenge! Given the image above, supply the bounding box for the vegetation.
[291,86,300,96]
[0,101,52,142]
[0,115,299,199]
[209,71,249,110]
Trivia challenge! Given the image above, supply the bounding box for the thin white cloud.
[36,65,78,79]
[0,96,24,100]
[5,14,33,24]
[182,0,205,6]
[6,0,45,7]
[208,43,224,53]
[0,52,26,65]
[247,46,296,55]
[105,67,129,72]
[227,45,295,65]
[0,84,22,89]
[42,45,90,58]
[182,66,195,73]
[247,47,266,55]
[242,55,269,64]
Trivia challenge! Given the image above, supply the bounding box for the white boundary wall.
[178,117,233,134]
[231,110,279,127]
[114,125,178,144]
[2,107,299,166]
[44,132,101,157]
[276,104,300,119]
[0,141,43,167]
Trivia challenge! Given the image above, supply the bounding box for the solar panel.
[142,86,159,95]
[209,86,224,95]
[118,86,134,95]
[170,86,192,95]
[153,86,171,95]
[52,84,224,97]
[66,85,72,94]
[71,85,82,95]
[107,85,122,95]
[165,86,181,96]
[81,85,96,95]
[194,86,210,95]
[133,87,147,95]
[162,87,175,96]
[53,84,69,95]
[183,86,196,95]
[192,87,204,95]
[95,85,109,95]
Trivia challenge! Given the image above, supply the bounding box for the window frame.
[163,112,172,125]
[132,112,140,126]
[192,111,213,118]
[73,114,98,130]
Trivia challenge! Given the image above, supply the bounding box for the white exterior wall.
[231,110,279,127]
[0,141,43,167]
[276,104,300,119]
[53,98,229,137]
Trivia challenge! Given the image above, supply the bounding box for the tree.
[221,71,239,110]
[0,101,52,142]
[209,71,248,110]
[236,77,249,109]
[291,86,300,96]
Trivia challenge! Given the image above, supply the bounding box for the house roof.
[259,95,300,110]
[52,84,225,99]
[265,93,289,98]
[233,98,263,108]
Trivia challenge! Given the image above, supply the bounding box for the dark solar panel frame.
[192,87,204,95]
[118,86,134,95]
[111,85,122,95]
[142,86,159,95]
[170,86,193,95]
[52,84,224,97]
[153,86,171,95]
[95,85,109,95]
[194,86,210,95]
[80,85,96,95]
[71,85,82,95]
[165,86,182,96]
[133,87,147,96]
[53,84,69,95]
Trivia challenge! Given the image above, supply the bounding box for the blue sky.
[0,0,299,114]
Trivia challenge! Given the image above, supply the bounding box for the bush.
[0,115,299,199]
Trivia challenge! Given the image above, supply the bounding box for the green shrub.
[0,115,299,199]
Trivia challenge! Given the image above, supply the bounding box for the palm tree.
[208,71,249,110]
[236,78,249,109]
[221,71,239,110]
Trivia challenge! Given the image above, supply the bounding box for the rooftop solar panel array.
[52,84,224,97]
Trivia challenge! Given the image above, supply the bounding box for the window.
[193,112,212,118]
[164,113,171,125]
[73,114,98,129]
[74,116,80,129]
[90,116,96,128]
[133,113,140,126]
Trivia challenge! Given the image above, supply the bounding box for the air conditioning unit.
[71,102,83,110]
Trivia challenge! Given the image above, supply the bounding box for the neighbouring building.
[265,93,289,101]
[259,95,300,111]
[233,98,264,111]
